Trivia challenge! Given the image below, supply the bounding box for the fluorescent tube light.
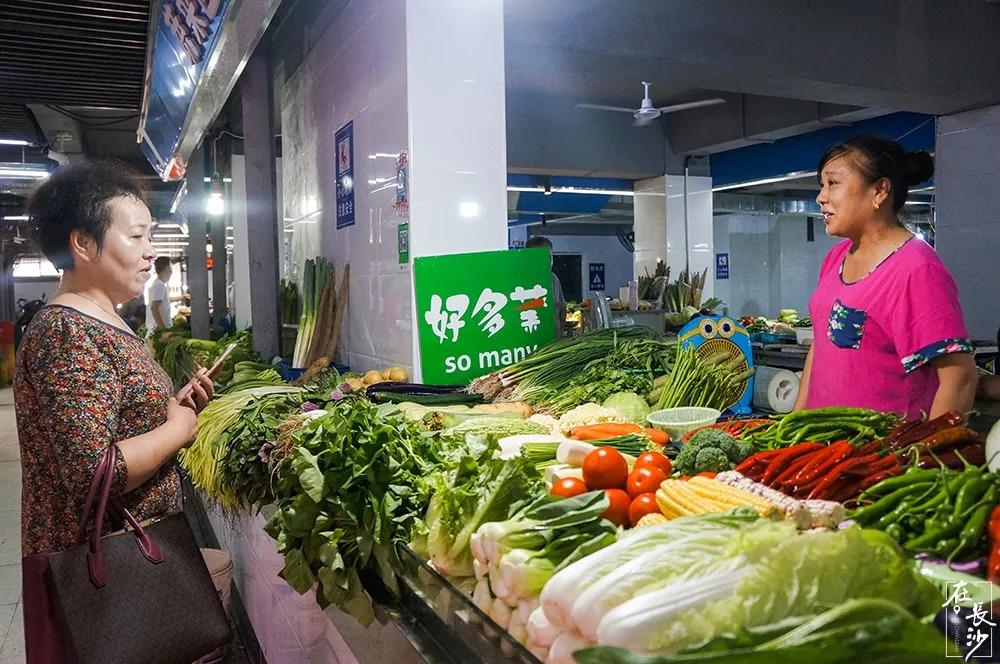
[711,171,815,192]
[2,215,28,221]
[505,185,634,197]
[0,167,49,179]
[0,139,30,146]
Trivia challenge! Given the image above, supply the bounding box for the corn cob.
[669,480,727,513]
[714,471,811,527]
[636,512,669,528]
[686,476,779,518]
[655,487,690,518]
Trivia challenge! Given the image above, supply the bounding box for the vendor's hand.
[179,368,214,413]
[166,398,198,448]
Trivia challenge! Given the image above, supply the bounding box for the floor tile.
[0,466,18,513]
[0,514,19,567]
[0,604,13,652]
[0,604,22,660]
[0,445,18,464]
[0,566,18,607]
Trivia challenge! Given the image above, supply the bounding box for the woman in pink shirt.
[793,136,978,420]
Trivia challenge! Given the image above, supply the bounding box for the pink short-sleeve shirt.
[806,238,972,419]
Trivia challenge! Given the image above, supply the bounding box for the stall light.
[156,223,183,229]
[903,200,933,206]
[152,242,189,247]
[0,139,30,146]
[2,215,28,221]
[206,174,224,216]
[459,201,480,218]
[153,233,190,239]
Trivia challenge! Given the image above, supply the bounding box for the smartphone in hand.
[176,341,238,401]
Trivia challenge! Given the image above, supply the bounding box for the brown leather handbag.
[21,446,232,664]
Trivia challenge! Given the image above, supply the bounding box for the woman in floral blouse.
[794,136,978,420]
[14,160,213,559]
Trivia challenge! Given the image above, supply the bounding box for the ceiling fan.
[577,82,726,126]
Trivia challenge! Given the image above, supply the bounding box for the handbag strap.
[79,446,164,589]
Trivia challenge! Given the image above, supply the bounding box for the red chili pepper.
[883,420,921,448]
[734,449,782,475]
[865,454,900,474]
[794,441,852,484]
[773,454,817,489]
[807,453,880,500]
[892,411,966,450]
[917,443,986,469]
[857,440,882,456]
[761,443,825,485]
[988,506,1000,585]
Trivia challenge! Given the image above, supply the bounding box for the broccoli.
[674,429,750,476]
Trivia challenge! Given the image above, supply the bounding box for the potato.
[364,370,383,385]
[381,368,393,380]
[389,367,408,382]
[345,378,365,390]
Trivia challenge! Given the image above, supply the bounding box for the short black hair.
[817,135,933,213]
[154,256,172,274]
[525,235,553,249]
[26,160,148,270]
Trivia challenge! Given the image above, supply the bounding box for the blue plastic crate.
[278,359,351,382]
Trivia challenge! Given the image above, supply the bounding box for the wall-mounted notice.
[336,121,355,229]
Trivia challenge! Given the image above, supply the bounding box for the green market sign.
[414,248,556,384]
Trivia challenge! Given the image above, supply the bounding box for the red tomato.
[550,477,589,499]
[696,472,717,479]
[626,465,668,499]
[634,451,672,476]
[601,489,631,527]
[582,447,629,490]
[628,493,661,527]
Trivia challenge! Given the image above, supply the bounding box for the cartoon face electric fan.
[677,315,755,416]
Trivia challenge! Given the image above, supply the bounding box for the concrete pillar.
[404,0,508,258]
[633,176,667,280]
[209,178,228,334]
[230,155,252,330]
[935,106,1000,340]
[241,51,281,360]
[184,143,211,339]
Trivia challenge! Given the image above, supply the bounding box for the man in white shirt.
[146,256,174,331]
[525,235,566,338]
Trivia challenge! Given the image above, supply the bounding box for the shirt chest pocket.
[828,300,867,349]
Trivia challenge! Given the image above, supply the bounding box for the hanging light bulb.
[207,173,224,216]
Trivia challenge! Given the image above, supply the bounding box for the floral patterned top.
[14,306,181,556]
[807,239,972,419]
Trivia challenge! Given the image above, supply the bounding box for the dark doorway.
[553,254,583,302]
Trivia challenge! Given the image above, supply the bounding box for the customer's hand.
[179,368,214,413]
[166,398,198,448]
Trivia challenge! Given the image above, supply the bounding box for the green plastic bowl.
[647,407,721,443]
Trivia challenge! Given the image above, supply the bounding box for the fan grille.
[696,338,749,411]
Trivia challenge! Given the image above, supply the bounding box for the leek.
[291,257,332,368]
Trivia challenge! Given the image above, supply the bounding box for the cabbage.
[594,522,943,653]
[603,392,651,424]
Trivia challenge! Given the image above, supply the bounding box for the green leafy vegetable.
[603,392,652,424]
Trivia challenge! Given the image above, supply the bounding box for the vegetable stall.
[171,324,999,663]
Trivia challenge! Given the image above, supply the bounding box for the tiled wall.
[633,176,667,279]
[280,0,413,376]
[714,214,839,318]
[936,105,1000,340]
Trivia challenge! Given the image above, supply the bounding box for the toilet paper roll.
[753,366,800,413]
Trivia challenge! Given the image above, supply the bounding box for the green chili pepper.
[885,523,905,542]
[852,481,938,526]
[953,474,990,517]
[905,516,964,552]
[946,486,998,564]
[859,469,938,499]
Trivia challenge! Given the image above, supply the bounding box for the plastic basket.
[647,407,722,443]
